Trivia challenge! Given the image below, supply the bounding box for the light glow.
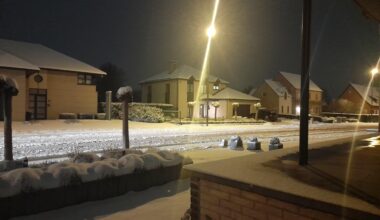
[194,0,220,104]
[371,67,379,76]
[206,25,216,38]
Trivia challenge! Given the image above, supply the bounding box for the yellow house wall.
[45,70,98,119]
[177,79,188,117]
[254,83,279,113]
[28,72,48,89]
[0,68,27,121]
[140,79,228,119]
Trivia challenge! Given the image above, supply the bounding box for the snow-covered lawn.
[0,120,376,161]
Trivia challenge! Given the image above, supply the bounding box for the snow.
[116,86,132,100]
[0,49,39,71]
[280,71,322,91]
[0,38,106,75]
[265,79,290,97]
[0,120,376,162]
[0,150,185,197]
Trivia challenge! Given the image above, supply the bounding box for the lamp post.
[299,0,312,166]
[205,25,216,126]
[371,67,379,132]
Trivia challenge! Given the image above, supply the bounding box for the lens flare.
[193,0,220,121]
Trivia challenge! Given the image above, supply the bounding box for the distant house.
[140,63,260,119]
[273,71,323,115]
[338,83,379,114]
[254,79,292,115]
[0,39,106,121]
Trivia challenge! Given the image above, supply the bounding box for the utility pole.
[299,0,311,166]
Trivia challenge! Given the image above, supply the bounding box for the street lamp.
[370,67,380,132]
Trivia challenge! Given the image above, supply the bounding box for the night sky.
[0,0,378,99]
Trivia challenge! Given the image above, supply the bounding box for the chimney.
[168,60,177,73]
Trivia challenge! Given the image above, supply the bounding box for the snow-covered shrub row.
[0,151,191,198]
[99,102,164,122]
[128,105,165,123]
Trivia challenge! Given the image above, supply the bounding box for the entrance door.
[29,89,47,120]
[237,104,250,117]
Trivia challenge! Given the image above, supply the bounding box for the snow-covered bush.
[0,150,188,198]
[0,168,43,196]
[101,149,125,159]
[47,163,82,185]
[86,160,118,181]
[72,153,100,163]
[140,153,162,170]
[99,102,123,119]
[118,154,144,175]
[128,105,165,123]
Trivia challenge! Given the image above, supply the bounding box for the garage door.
[237,104,250,117]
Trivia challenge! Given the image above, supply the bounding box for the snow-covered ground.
[0,120,376,161]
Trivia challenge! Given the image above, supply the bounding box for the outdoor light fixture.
[296,106,301,115]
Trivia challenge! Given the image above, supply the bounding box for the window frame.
[78,73,97,85]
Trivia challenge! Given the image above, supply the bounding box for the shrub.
[129,105,165,123]
[71,153,100,163]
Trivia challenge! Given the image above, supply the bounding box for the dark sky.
[0,0,378,98]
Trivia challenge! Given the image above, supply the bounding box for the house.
[337,83,379,114]
[273,71,323,115]
[253,79,292,114]
[0,39,106,121]
[140,63,260,119]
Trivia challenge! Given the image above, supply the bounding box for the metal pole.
[378,93,380,132]
[299,0,311,166]
[206,85,209,126]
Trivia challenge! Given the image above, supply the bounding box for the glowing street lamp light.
[206,25,216,38]
[371,67,379,76]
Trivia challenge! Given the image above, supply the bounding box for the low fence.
[0,164,182,219]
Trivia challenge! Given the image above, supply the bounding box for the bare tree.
[116,86,133,149]
[0,75,19,161]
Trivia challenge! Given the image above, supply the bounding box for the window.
[78,73,96,85]
[187,78,194,101]
[262,92,266,97]
[281,105,284,113]
[213,81,220,91]
[315,93,318,101]
[284,92,287,100]
[147,85,152,103]
[165,83,170,104]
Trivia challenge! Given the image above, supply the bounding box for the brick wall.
[191,178,341,220]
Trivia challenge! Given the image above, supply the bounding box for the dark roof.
[140,64,229,84]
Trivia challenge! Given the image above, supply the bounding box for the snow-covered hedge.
[128,105,165,123]
[0,150,192,198]
[99,102,165,122]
